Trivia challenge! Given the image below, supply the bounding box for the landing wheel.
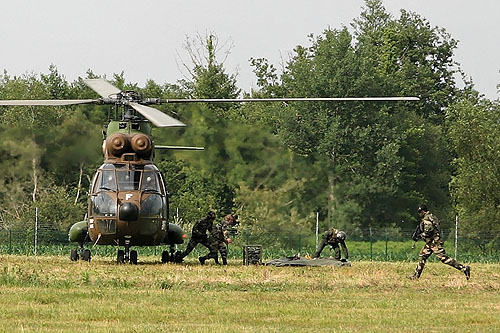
[70,249,79,261]
[174,250,184,263]
[161,250,170,263]
[130,250,138,265]
[82,249,91,262]
[117,249,125,264]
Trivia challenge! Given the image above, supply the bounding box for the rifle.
[411,224,422,242]
[411,223,422,249]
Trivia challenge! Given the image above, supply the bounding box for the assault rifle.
[411,223,422,242]
[410,223,422,249]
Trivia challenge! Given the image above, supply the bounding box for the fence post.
[385,228,388,261]
[34,207,38,256]
[454,213,458,260]
[299,232,303,255]
[9,229,12,254]
[315,212,319,249]
[369,226,373,261]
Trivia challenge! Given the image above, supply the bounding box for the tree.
[0,68,102,231]
[250,0,463,230]
[447,94,500,237]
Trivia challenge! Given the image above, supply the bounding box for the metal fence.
[1,227,498,262]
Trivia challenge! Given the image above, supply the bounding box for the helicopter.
[0,78,419,264]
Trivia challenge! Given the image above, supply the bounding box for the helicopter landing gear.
[70,242,91,262]
[70,249,79,261]
[161,245,183,263]
[117,249,125,263]
[82,249,91,262]
[161,250,170,263]
[130,250,138,265]
[116,238,138,264]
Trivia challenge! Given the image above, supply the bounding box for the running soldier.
[313,227,348,261]
[199,214,234,265]
[180,211,216,261]
[409,204,470,280]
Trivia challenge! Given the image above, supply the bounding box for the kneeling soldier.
[313,227,348,261]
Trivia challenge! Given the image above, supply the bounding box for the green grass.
[2,239,498,263]
[0,255,499,332]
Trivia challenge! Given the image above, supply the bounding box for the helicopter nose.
[119,202,139,221]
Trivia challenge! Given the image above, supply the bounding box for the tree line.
[0,0,498,246]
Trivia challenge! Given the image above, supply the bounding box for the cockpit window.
[141,171,160,192]
[117,170,141,191]
[98,170,117,191]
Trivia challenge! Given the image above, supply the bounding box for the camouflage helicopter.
[0,78,418,264]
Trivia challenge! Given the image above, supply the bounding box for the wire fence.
[1,227,498,263]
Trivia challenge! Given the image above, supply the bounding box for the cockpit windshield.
[94,164,164,194]
[117,170,141,191]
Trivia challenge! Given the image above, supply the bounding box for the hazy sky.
[1,1,499,99]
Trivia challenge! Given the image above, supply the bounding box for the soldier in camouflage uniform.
[409,204,470,280]
[180,211,216,261]
[313,227,348,261]
[199,214,234,265]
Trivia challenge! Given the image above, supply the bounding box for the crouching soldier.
[199,214,235,265]
[409,204,470,280]
[180,211,216,261]
[313,227,348,261]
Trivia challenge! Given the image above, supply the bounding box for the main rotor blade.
[0,99,98,106]
[159,97,420,103]
[155,145,204,150]
[129,102,185,127]
[84,79,122,98]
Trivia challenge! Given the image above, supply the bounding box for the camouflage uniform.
[313,228,348,260]
[199,215,232,265]
[181,212,215,259]
[410,210,469,279]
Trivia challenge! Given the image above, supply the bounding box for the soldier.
[199,214,234,265]
[409,204,470,280]
[179,211,216,261]
[313,227,348,261]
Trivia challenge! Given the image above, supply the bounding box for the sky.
[1,0,499,99]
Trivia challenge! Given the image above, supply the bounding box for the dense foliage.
[0,0,498,249]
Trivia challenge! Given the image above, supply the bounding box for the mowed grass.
[0,255,499,332]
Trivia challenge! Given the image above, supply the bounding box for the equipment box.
[242,245,262,265]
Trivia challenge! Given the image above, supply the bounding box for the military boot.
[222,257,227,265]
[463,266,471,280]
[198,257,206,265]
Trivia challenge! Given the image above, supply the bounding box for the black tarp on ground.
[264,256,351,267]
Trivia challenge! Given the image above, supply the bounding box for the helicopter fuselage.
[88,162,169,246]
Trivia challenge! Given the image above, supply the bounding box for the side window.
[91,172,99,193]
[98,170,116,191]
[141,171,160,192]
[157,173,167,195]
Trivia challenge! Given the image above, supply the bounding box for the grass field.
[0,255,499,332]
